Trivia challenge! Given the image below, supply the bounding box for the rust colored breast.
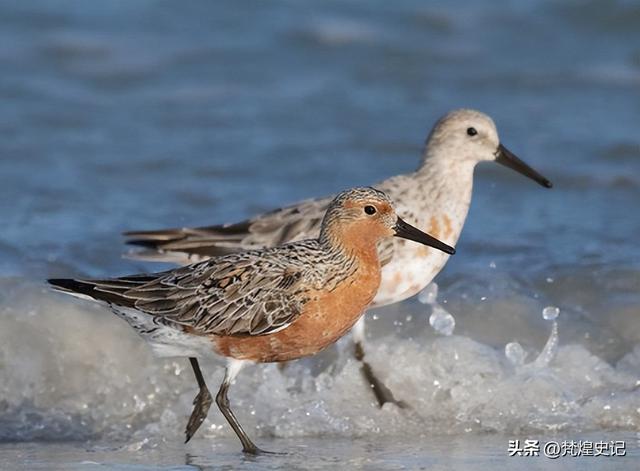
[416,214,455,257]
[213,261,381,363]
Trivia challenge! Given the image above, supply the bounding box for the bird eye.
[364,205,377,215]
[467,127,478,136]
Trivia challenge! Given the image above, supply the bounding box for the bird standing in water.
[49,187,455,454]
[124,109,552,408]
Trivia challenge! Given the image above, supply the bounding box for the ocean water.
[1,0,639,469]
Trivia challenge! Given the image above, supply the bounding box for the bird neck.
[411,156,476,242]
[319,223,381,267]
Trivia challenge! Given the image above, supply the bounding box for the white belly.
[369,180,470,308]
[112,307,216,358]
[372,240,451,307]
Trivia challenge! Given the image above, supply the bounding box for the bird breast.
[212,258,381,363]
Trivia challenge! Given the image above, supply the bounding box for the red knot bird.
[124,108,552,408]
[49,187,455,454]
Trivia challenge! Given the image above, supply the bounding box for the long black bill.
[495,144,553,188]
[393,217,455,255]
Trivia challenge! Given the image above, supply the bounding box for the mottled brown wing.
[125,255,309,336]
[50,251,311,337]
[123,197,395,268]
[124,196,331,261]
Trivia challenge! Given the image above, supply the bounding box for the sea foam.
[0,278,638,442]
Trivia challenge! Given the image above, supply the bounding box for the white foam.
[0,279,638,442]
[429,306,456,336]
[505,342,526,366]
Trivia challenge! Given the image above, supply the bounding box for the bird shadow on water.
[183,437,376,471]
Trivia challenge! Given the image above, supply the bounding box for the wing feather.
[124,197,330,260]
[51,249,313,337]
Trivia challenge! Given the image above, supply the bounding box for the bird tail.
[48,278,103,302]
[47,275,157,307]
[122,222,252,263]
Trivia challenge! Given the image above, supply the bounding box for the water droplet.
[429,306,455,336]
[533,319,559,368]
[418,283,438,305]
[505,342,526,366]
[542,306,560,320]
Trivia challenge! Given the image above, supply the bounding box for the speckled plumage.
[49,187,435,362]
[115,109,550,418]
[124,109,550,308]
[52,186,455,453]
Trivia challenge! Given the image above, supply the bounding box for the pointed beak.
[393,217,455,255]
[495,144,552,188]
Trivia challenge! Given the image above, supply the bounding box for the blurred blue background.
[0,2,639,459]
[0,0,638,307]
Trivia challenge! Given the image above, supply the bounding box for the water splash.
[533,306,560,368]
[429,306,456,336]
[505,306,561,370]
[505,342,526,366]
[542,306,560,321]
[419,283,456,336]
[1,280,639,442]
[418,283,439,305]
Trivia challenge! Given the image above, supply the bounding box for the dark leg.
[185,357,213,443]
[353,318,407,409]
[215,360,272,455]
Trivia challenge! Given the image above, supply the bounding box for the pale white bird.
[124,109,552,407]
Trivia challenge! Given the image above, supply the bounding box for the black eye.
[364,205,377,215]
[467,127,478,136]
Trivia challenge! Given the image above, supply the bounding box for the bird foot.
[185,386,213,443]
[360,358,409,409]
[243,446,286,456]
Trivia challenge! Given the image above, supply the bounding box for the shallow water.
[1,0,639,469]
[2,433,639,471]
